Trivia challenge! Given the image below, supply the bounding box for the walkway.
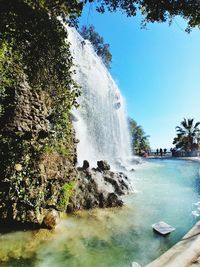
[145,221,200,267]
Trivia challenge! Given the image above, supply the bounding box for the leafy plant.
[129,118,150,156]
[83,0,200,32]
[58,182,76,211]
[79,25,112,69]
[173,118,200,152]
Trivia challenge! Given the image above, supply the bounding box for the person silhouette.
[160,148,163,157]
[156,148,159,156]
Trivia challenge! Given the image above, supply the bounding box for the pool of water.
[0,159,200,267]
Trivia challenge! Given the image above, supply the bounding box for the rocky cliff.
[0,1,81,228]
[0,76,78,228]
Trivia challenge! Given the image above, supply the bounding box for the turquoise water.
[0,159,200,267]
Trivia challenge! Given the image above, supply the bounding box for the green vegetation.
[129,118,150,156]
[13,0,198,32]
[0,0,80,222]
[58,182,76,211]
[79,25,112,69]
[91,0,199,32]
[0,42,21,117]
[0,0,80,134]
[173,118,200,153]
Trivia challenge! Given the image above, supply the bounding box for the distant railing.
[148,150,200,158]
[148,151,172,157]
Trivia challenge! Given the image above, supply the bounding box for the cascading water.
[67,27,132,168]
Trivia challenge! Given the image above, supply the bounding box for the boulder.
[97,160,110,171]
[77,160,90,171]
[43,210,60,229]
[82,160,90,170]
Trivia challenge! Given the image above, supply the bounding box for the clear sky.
[79,4,200,150]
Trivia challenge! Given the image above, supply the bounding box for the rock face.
[74,161,133,210]
[0,77,77,228]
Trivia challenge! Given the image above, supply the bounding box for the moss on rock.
[58,181,76,211]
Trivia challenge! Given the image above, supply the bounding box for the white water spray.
[67,27,132,168]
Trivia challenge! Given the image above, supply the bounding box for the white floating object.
[132,262,141,267]
[152,221,175,235]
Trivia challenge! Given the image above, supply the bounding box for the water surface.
[0,159,200,267]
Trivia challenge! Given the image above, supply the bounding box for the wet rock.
[107,193,123,207]
[66,203,74,213]
[26,210,44,225]
[77,160,90,171]
[75,161,133,210]
[43,210,60,229]
[82,160,90,170]
[104,176,124,195]
[114,102,121,109]
[73,138,80,144]
[69,112,79,122]
[97,160,110,171]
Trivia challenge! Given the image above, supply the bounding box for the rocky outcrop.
[74,160,133,210]
[0,77,77,228]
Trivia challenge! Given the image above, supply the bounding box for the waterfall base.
[68,160,133,211]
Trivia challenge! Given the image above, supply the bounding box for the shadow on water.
[0,220,43,234]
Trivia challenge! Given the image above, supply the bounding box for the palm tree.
[173,118,200,154]
[129,118,150,156]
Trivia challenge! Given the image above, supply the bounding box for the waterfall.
[67,27,132,168]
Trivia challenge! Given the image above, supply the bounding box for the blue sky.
[79,4,200,149]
